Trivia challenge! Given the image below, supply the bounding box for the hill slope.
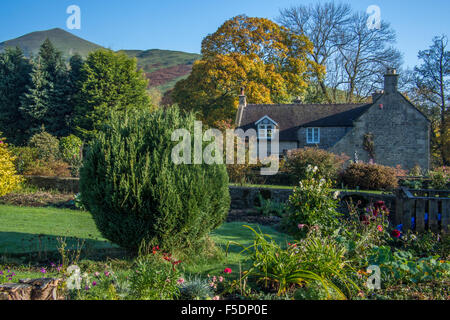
[0,29,200,92]
[0,28,103,58]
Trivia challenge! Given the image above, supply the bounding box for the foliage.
[367,246,450,286]
[20,39,73,137]
[23,159,71,177]
[128,249,181,300]
[285,147,349,182]
[79,107,230,252]
[59,135,83,177]
[9,146,39,175]
[333,200,391,267]
[73,49,151,140]
[28,128,61,161]
[255,194,287,217]
[284,165,341,238]
[228,225,344,297]
[0,137,23,197]
[178,277,215,300]
[173,15,323,125]
[411,35,449,166]
[340,162,399,191]
[296,228,359,297]
[429,166,449,190]
[0,47,33,145]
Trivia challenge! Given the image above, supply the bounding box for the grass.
[0,205,290,279]
[229,183,388,195]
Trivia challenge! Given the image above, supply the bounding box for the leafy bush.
[367,246,450,286]
[255,194,287,217]
[339,162,398,191]
[9,146,39,174]
[285,147,348,182]
[0,137,23,196]
[80,107,230,252]
[429,166,449,190]
[283,166,341,238]
[128,250,181,300]
[60,135,83,177]
[229,225,338,297]
[28,129,61,161]
[23,159,71,177]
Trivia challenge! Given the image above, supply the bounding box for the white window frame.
[255,116,278,140]
[306,128,320,144]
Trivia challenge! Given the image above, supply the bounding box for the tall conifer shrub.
[80,107,230,252]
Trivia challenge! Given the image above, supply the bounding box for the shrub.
[339,162,398,191]
[429,167,449,190]
[9,146,39,174]
[80,107,230,252]
[128,250,181,300]
[285,147,348,183]
[59,135,83,177]
[230,225,339,297]
[24,159,71,177]
[28,129,60,161]
[178,277,215,300]
[0,137,23,196]
[283,166,341,238]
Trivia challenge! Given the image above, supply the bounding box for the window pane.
[314,128,319,142]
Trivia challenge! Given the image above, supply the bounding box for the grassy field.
[229,183,388,195]
[0,205,290,279]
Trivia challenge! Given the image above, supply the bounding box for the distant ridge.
[0,28,103,58]
[0,28,201,92]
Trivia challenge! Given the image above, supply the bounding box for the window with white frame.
[257,118,276,139]
[306,128,320,144]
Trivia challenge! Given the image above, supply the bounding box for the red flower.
[224,268,232,274]
[391,229,401,238]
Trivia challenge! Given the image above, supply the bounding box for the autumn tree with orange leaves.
[172,15,324,126]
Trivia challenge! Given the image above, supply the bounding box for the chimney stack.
[239,87,247,107]
[384,68,399,94]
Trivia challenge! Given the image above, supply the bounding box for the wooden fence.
[395,188,450,233]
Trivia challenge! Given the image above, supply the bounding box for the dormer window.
[255,116,278,140]
[307,128,320,144]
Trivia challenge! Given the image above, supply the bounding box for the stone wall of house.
[279,141,298,154]
[330,92,430,171]
[297,127,351,150]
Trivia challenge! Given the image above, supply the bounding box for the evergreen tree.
[0,47,33,145]
[21,39,72,137]
[73,49,151,140]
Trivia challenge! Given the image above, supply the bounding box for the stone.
[0,278,63,300]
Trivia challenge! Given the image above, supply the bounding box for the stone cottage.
[235,69,431,171]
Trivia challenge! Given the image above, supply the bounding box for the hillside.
[0,29,201,92]
[0,28,102,58]
[118,49,201,91]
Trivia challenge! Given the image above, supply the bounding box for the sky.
[0,0,449,68]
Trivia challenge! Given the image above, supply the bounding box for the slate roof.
[239,103,373,141]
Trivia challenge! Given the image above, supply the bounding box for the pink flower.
[177,278,185,285]
[298,224,306,230]
[94,272,100,277]
[40,268,46,274]
[219,276,224,283]
[92,281,97,286]
[213,296,220,300]
[377,225,383,232]
[223,268,232,274]
[104,271,110,277]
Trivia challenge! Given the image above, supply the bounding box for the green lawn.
[229,183,387,195]
[0,205,290,278]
